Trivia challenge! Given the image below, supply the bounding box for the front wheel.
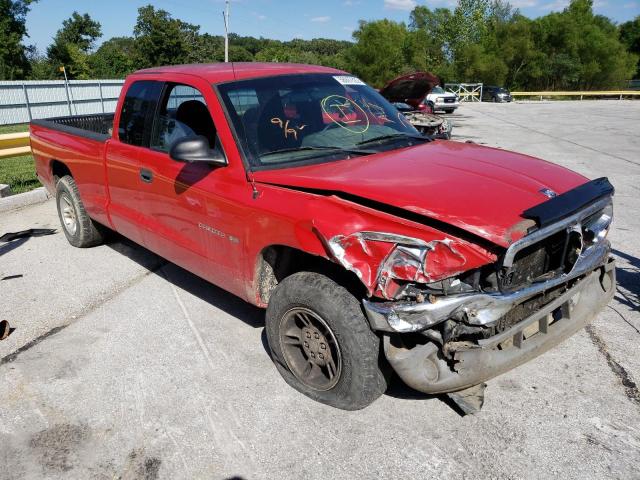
[265,272,388,410]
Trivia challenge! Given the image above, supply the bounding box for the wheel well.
[256,245,367,305]
[51,160,72,183]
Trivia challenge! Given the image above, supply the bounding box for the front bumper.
[436,102,459,110]
[363,236,611,333]
[382,258,615,394]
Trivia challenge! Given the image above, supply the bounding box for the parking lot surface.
[1,100,639,479]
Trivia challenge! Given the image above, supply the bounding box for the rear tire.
[266,272,388,410]
[56,175,104,248]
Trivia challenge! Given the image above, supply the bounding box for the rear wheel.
[56,175,104,248]
[266,272,388,410]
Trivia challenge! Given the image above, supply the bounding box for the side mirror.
[169,135,227,166]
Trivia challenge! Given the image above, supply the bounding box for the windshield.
[217,73,423,168]
[431,86,445,94]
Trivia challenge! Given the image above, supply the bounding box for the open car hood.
[252,141,589,248]
[379,71,440,109]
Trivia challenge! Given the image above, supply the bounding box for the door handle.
[140,168,153,183]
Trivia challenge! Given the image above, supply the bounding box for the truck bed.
[31,113,114,143]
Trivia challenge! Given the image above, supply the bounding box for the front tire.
[56,175,104,248]
[266,272,388,410]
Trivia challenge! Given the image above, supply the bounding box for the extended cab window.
[118,81,163,147]
[150,84,221,154]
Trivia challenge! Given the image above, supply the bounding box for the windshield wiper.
[261,145,375,157]
[356,133,431,146]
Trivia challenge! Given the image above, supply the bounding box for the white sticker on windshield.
[333,75,366,86]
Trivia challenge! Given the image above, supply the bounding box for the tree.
[529,0,636,89]
[90,37,136,78]
[47,12,102,79]
[620,16,640,77]
[408,6,455,80]
[0,0,37,79]
[133,5,199,68]
[345,20,412,87]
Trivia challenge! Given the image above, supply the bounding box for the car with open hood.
[29,63,615,413]
[379,71,453,138]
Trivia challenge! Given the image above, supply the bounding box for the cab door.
[136,81,246,291]
[105,80,163,246]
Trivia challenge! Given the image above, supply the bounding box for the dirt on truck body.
[29,62,615,413]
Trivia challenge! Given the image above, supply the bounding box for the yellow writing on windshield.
[320,95,370,134]
[271,117,306,140]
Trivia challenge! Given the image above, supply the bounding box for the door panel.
[105,141,147,246]
[104,80,164,247]
[138,149,248,294]
[136,81,248,295]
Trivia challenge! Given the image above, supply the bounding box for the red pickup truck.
[30,63,615,412]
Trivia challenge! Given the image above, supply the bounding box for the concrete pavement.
[1,100,639,479]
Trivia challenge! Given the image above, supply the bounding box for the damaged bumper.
[382,258,615,394]
[363,240,611,333]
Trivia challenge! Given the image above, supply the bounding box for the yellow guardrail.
[511,91,640,100]
[0,132,31,159]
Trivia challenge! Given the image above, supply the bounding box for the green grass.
[0,154,40,194]
[0,124,38,194]
[0,123,29,134]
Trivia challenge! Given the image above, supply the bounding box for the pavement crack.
[0,325,68,366]
[159,266,227,373]
[586,324,640,408]
[608,303,640,335]
[0,258,167,366]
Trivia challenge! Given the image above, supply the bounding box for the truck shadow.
[385,380,467,416]
[612,249,640,312]
[106,234,265,330]
[105,233,471,414]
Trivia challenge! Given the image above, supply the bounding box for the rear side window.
[118,81,163,147]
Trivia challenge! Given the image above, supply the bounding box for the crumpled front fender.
[313,222,496,299]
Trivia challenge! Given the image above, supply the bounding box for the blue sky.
[26,0,640,52]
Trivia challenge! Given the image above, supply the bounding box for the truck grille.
[499,229,582,292]
[444,98,455,104]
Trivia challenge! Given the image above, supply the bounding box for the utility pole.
[223,0,230,63]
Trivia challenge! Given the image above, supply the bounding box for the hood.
[379,71,440,109]
[252,141,588,248]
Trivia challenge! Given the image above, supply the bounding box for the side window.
[118,81,163,147]
[150,83,220,153]
[227,88,259,115]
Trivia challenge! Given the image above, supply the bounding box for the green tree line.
[1,0,639,90]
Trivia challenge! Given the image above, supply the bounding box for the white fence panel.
[0,80,125,125]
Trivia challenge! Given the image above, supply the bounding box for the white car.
[425,86,460,113]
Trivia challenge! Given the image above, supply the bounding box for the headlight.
[584,202,613,243]
[436,97,444,103]
[326,231,495,300]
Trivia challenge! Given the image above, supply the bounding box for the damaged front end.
[323,180,616,396]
